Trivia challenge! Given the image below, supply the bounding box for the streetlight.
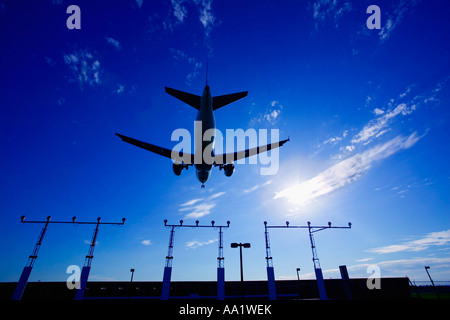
[128,268,135,299]
[231,242,251,298]
[296,268,302,299]
[424,266,440,299]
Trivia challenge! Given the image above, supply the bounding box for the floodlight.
[243,243,251,248]
[231,243,238,248]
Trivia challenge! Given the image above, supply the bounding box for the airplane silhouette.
[116,72,288,188]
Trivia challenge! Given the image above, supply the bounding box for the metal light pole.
[12,215,126,300]
[425,266,440,299]
[296,267,302,299]
[231,242,251,298]
[263,221,351,300]
[74,217,126,300]
[161,220,230,300]
[128,268,135,299]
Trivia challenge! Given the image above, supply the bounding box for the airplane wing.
[214,138,289,165]
[115,133,194,164]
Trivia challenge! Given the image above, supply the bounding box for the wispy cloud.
[105,36,121,50]
[351,103,416,145]
[141,239,152,246]
[243,180,272,194]
[135,0,143,9]
[180,198,204,207]
[369,229,450,254]
[378,0,420,42]
[63,49,101,89]
[171,0,188,22]
[249,100,283,127]
[311,0,352,29]
[185,239,217,249]
[179,191,226,219]
[274,132,422,207]
[197,0,215,37]
[169,48,202,85]
[298,256,450,280]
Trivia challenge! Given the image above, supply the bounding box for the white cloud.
[116,84,125,94]
[243,180,272,193]
[171,0,188,22]
[141,239,152,246]
[378,0,420,42]
[105,36,121,50]
[298,256,450,280]
[179,192,226,219]
[63,49,102,89]
[250,100,283,126]
[312,0,352,29]
[323,136,342,145]
[169,48,202,85]
[351,103,416,145]
[209,191,226,199]
[345,145,354,152]
[369,230,450,254]
[274,132,422,207]
[197,0,215,37]
[180,202,216,219]
[181,198,204,207]
[185,239,217,249]
[373,108,385,116]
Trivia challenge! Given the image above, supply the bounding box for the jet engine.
[223,163,235,177]
[172,163,183,176]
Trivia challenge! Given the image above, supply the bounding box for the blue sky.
[1,0,450,285]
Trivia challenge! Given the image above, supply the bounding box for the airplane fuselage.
[195,85,215,185]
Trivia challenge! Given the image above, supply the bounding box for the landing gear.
[201,184,205,188]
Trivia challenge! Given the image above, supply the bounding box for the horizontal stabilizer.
[213,91,248,111]
[165,87,201,110]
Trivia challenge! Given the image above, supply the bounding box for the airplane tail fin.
[212,91,248,111]
[165,87,201,110]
